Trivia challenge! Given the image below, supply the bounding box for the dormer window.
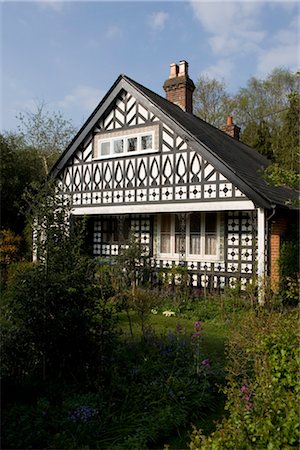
[93,125,159,159]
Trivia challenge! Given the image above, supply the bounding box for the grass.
[117,307,230,449]
[117,310,227,366]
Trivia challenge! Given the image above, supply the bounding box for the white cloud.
[200,58,234,84]
[190,1,265,57]
[58,86,105,112]
[256,15,300,76]
[105,25,122,39]
[149,11,169,30]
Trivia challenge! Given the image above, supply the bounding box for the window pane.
[190,213,201,232]
[205,213,217,255]
[190,213,201,255]
[110,219,118,243]
[205,236,216,255]
[100,141,110,156]
[161,235,170,253]
[127,137,137,152]
[123,218,130,240]
[160,214,171,253]
[190,235,201,254]
[141,134,152,150]
[175,215,181,233]
[161,214,171,232]
[113,139,124,154]
[206,213,217,233]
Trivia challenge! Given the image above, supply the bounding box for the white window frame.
[95,130,156,159]
[158,213,221,262]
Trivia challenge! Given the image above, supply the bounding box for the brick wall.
[163,61,195,113]
[270,217,288,291]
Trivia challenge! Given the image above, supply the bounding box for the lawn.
[117,308,228,366]
[117,309,228,449]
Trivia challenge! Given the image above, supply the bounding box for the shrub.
[1,258,117,383]
[188,309,299,449]
[2,326,219,449]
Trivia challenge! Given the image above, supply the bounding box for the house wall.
[56,88,259,291]
[58,89,250,210]
[90,210,257,291]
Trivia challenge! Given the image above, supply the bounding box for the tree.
[193,75,233,127]
[1,182,116,382]
[241,120,274,161]
[1,104,76,243]
[0,133,45,234]
[276,91,300,172]
[16,101,76,175]
[232,68,299,162]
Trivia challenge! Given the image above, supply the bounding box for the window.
[205,213,217,255]
[128,137,137,152]
[102,218,130,244]
[100,141,110,156]
[95,129,156,159]
[113,139,124,154]
[141,134,152,150]
[159,213,219,260]
[160,214,171,253]
[190,213,201,255]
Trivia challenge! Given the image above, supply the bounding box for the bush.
[2,326,219,449]
[1,258,117,383]
[279,223,299,305]
[189,309,299,449]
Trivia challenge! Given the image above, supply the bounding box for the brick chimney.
[163,60,195,113]
[222,116,241,140]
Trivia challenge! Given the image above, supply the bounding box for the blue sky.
[1,0,299,132]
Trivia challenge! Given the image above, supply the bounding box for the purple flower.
[201,358,211,368]
[193,321,203,338]
[68,405,98,422]
[245,402,254,410]
[241,384,249,394]
[244,394,251,401]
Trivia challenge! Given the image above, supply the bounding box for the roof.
[51,74,299,210]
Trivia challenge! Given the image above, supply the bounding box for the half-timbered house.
[50,61,298,292]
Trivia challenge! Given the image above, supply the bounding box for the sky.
[1,0,299,132]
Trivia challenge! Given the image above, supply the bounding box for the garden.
[1,195,299,449]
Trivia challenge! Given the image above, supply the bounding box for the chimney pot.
[179,60,188,76]
[227,115,233,126]
[169,63,179,79]
[222,116,240,140]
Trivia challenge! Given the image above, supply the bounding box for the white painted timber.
[257,207,266,303]
[71,200,255,216]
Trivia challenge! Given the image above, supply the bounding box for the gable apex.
[50,73,298,210]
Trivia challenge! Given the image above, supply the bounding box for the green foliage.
[1,104,75,248]
[278,225,300,304]
[0,133,46,234]
[1,184,117,382]
[188,309,299,449]
[264,163,300,189]
[194,67,299,176]
[276,91,300,173]
[2,328,218,449]
[241,120,274,160]
[0,229,23,286]
[1,254,116,382]
[109,232,154,337]
[16,100,76,174]
[194,76,233,127]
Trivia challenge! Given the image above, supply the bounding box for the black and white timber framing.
[51,75,298,291]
